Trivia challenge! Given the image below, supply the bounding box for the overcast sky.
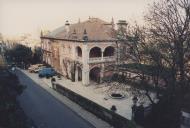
[0,0,156,38]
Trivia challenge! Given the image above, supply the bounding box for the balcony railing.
[89,56,116,63]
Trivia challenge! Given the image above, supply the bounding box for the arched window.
[89,47,101,58]
[76,46,82,57]
[103,46,115,57]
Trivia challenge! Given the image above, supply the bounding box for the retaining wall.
[55,83,135,128]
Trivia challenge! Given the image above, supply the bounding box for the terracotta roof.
[46,18,116,41]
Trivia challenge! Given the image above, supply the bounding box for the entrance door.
[78,67,82,81]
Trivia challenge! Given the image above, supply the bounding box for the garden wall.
[55,83,135,128]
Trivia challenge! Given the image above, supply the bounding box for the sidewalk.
[21,70,113,128]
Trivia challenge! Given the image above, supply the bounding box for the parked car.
[33,66,46,73]
[38,68,56,78]
[28,64,44,73]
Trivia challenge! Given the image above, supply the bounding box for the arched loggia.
[89,67,101,83]
[89,47,101,58]
[103,46,115,57]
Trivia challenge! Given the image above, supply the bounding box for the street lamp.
[131,96,138,120]
[132,96,138,105]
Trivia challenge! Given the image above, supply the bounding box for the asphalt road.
[16,70,94,128]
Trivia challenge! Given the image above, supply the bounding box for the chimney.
[117,20,128,29]
[65,20,70,33]
[111,17,115,29]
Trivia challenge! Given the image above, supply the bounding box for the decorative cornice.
[40,36,118,43]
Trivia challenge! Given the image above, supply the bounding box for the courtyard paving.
[42,74,157,120]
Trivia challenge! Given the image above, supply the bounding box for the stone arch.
[89,47,101,58]
[103,46,115,57]
[76,46,82,57]
[89,66,101,83]
[104,64,115,78]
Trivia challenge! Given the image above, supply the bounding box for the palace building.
[41,18,128,85]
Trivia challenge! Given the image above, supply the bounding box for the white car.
[28,64,44,73]
[33,66,46,73]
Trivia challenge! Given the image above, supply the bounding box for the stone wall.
[55,83,136,128]
[51,42,61,73]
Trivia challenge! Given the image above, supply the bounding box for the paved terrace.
[42,75,156,120]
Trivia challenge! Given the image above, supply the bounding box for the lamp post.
[131,96,138,120]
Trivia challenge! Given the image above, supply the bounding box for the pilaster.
[82,43,90,85]
[100,64,105,83]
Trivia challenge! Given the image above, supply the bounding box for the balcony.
[88,56,116,63]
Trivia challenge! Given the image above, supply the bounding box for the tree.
[62,58,70,79]
[115,0,190,127]
[145,0,190,92]
[124,25,163,104]
[141,0,190,127]
[5,44,33,66]
[32,47,42,64]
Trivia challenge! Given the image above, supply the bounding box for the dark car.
[38,68,56,78]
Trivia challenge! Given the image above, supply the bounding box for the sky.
[0,0,155,39]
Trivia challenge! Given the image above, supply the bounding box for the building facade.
[41,18,126,85]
